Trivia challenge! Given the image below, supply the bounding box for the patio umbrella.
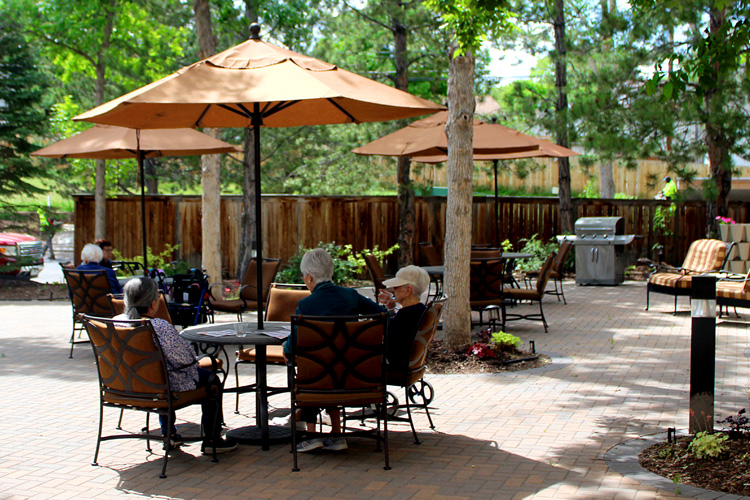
[32,125,239,268]
[351,110,542,158]
[410,138,580,247]
[74,24,444,328]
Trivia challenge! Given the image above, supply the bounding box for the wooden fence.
[74,194,750,278]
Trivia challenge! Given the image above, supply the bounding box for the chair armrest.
[207,282,221,300]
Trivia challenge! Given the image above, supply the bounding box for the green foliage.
[688,431,728,459]
[500,239,513,252]
[425,0,513,56]
[516,234,558,272]
[276,242,399,285]
[113,243,187,275]
[0,16,51,215]
[653,205,676,237]
[490,331,522,352]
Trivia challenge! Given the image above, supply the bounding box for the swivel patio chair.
[646,239,727,314]
[82,316,222,478]
[233,283,310,412]
[524,239,573,304]
[62,268,116,358]
[418,242,442,266]
[501,252,556,333]
[289,312,390,471]
[469,257,506,326]
[386,297,445,444]
[209,258,281,321]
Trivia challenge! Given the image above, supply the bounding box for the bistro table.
[421,252,535,294]
[181,321,291,450]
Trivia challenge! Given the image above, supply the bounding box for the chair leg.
[539,301,548,333]
[673,295,678,315]
[234,360,241,414]
[92,403,104,466]
[382,402,391,471]
[404,386,420,445]
[291,405,299,472]
[559,278,567,305]
[646,286,650,311]
[145,412,152,452]
[117,409,124,430]
[159,412,173,479]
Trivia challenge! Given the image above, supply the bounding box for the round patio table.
[181,321,291,450]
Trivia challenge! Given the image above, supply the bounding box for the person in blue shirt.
[76,243,123,294]
[283,248,385,452]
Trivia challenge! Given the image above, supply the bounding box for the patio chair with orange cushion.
[82,316,222,478]
[62,268,116,358]
[233,283,310,412]
[716,270,750,317]
[469,257,506,326]
[646,239,728,315]
[209,258,281,321]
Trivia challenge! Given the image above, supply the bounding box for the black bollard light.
[689,275,716,434]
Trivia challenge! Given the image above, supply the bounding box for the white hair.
[300,248,334,285]
[81,243,103,264]
[122,277,159,319]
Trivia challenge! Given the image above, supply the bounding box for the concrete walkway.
[1,281,748,499]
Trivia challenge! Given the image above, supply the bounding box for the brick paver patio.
[1,280,748,499]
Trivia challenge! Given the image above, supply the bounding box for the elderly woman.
[76,243,122,293]
[282,248,385,453]
[378,265,431,374]
[116,277,237,455]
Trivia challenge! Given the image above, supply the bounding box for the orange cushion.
[504,288,543,300]
[682,239,726,273]
[209,298,245,313]
[717,280,750,300]
[238,345,286,363]
[649,272,693,289]
[103,386,209,409]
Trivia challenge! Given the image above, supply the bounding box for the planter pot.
[730,260,746,274]
[729,244,740,261]
[739,243,750,261]
[720,224,731,242]
[730,223,745,242]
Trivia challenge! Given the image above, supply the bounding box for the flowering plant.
[466,342,494,359]
[716,216,736,225]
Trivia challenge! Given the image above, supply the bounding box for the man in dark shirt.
[283,248,385,452]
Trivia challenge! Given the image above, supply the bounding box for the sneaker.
[296,438,324,452]
[322,437,348,451]
[162,434,184,450]
[201,437,239,455]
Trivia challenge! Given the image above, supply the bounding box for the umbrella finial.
[249,23,261,40]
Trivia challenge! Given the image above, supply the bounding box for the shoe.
[296,438,324,452]
[162,434,184,450]
[322,437,348,451]
[320,413,333,426]
[201,437,239,455]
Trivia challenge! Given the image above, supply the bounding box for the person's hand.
[378,289,396,310]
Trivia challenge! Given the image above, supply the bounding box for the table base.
[227,425,291,445]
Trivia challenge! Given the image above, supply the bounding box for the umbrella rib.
[216,104,249,120]
[196,105,214,127]
[263,100,299,118]
[326,98,356,123]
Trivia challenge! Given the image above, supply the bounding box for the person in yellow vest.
[657,176,678,200]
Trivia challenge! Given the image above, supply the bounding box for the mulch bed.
[0,277,68,301]
[426,339,551,374]
[639,433,750,496]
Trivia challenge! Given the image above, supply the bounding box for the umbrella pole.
[253,105,264,329]
[137,131,149,270]
[494,159,499,248]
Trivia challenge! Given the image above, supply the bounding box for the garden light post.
[689,275,716,434]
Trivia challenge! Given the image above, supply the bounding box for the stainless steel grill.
[569,217,636,285]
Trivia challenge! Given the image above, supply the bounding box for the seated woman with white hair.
[377,265,431,376]
[76,243,123,293]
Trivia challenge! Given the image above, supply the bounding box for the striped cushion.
[649,273,693,289]
[717,280,750,301]
[682,239,726,273]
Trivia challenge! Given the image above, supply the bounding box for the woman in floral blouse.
[117,277,237,455]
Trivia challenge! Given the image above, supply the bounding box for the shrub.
[490,331,522,353]
[688,431,728,459]
[516,234,558,272]
[466,342,494,359]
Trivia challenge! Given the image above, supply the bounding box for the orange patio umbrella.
[351,110,542,157]
[33,125,239,267]
[74,24,444,328]
[410,136,580,247]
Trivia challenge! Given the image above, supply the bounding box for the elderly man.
[282,248,385,452]
[77,243,123,293]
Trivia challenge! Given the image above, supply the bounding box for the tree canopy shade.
[0,18,50,214]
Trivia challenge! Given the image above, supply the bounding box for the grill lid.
[574,216,624,235]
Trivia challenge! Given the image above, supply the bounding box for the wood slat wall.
[74,194,749,278]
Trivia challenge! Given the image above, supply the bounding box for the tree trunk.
[443,43,475,350]
[599,161,615,198]
[392,16,415,266]
[145,158,159,194]
[193,0,222,286]
[238,127,256,279]
[553,0,574,234]
[93,0,117,240]
[704,5,731,238]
